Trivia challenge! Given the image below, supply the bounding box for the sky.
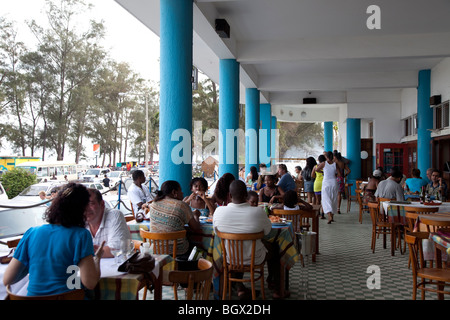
[0,0,162,162]
[0,0,161,83]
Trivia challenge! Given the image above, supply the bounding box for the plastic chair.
[367,201,403,255]
[405,232,450,300]
[6,286,85,300]
[140,229,187,300]
[215,229,266,300]
[168,258,213,300]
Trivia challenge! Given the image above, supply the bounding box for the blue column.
[159,0,193,195]
[218,59,240,179]
[324,121,333,152]
[245,88,259,177]
[417,69,432,182]
[259,104,271,167]
[271,116,277,169]
[347,118,361,193]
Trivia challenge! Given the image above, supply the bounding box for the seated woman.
[253,174,266,191]
[183,177,215,217]
[3,183,105,296]
[148,180,201,259]
[258,174,285,204]
[210,172,235,207]
[362,169,382,204]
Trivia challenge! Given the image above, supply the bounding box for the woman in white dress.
[316,151,338,224]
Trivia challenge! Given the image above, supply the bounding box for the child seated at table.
[183,177,215,217]
[272,190,313,211]
[247,191,259,207]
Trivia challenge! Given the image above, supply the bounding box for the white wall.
[431,57,450,102]
[401,88,417,119]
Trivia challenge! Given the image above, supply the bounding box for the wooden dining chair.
[405,232,450,300]
[345,183,355,213]
[6,286,85,300]
[168,258,213,300]
[215,229,266,300]
[367,201,402,254]
[418,217,450,233]
[355,188,369,224]
[139,229,187,300]
[272,208,312,267]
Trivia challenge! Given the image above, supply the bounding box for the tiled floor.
[144,201,447,301]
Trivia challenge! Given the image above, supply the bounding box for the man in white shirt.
[85,188,131,258]
[127,169,153,217]
[375,169,405,201]
[213,180,278,298]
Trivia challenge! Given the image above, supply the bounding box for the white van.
[81,168,111,183]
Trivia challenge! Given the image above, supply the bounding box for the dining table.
[0,253,171,300]
[382,201,450,225]
[128,218,300,299]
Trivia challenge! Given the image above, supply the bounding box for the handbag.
[118,251,156,292]
[118,251,155,274]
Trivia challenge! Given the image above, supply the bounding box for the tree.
[1,168,37,199]
[27,0,106,160]
[278,122,324,158]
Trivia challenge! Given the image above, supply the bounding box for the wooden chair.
[124,215,135,222]
[404,206,439,233]
[139,229,187,300]
[272,208,312,267]
[418,217,450,233]
[168,258,213,300]
[405,232,450,300]
[6,286,85,300]
[6,238,21,248]
[345,183,356,213]
[367,201,402,254]
[215,229,266,300]
[355,188,369,224]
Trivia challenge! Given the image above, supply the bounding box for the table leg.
[390,223,395,256]
[153,265,163,300]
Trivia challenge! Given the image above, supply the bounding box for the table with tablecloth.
[128,220,299,299]
[382,201,450,225]
[0,254,171,300]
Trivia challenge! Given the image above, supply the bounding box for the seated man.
[374,169,404,201]
[426,169,448,201]
[128,169,153,218]
[213,180,283,299]
[85,188,131,258]
[276,164,296,192]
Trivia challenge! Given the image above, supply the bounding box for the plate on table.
[271,222,287,227]
[424,200,442,206]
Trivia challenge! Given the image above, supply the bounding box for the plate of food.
[424,200,442,206]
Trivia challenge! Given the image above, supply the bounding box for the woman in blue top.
[404,168,428,194]
[183,177,215,217]
[3,183,105,296]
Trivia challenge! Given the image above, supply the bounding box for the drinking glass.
[110,241,123,265]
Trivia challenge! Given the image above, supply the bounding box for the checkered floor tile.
[141,201,448,301]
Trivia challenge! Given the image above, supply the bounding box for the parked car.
[107,171,127,188]
[81,168,111,182]
[12,181,68,203]
[0,182,8,200]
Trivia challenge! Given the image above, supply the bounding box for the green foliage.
[1,168,37,199]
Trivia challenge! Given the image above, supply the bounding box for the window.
[402,114,417,137]
[433,101,450,130]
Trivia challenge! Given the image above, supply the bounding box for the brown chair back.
[271,208,312,233]
[168,258,213,300]
[6,286,85,300]
[139,229,187,258]
[418,217,450,233]
[215,229,265,270]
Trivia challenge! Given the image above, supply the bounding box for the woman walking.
[316,151,338,224]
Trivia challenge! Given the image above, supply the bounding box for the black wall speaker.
[215,19,230,38]
[303,98,316,104]
[430,95,441,105]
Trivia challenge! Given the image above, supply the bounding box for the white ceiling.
[115,0,450,106]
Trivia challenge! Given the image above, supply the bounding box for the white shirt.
[213,202,272,265]
[375,178,404,201]
[87,208,131,248]
[128,183,153,214]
